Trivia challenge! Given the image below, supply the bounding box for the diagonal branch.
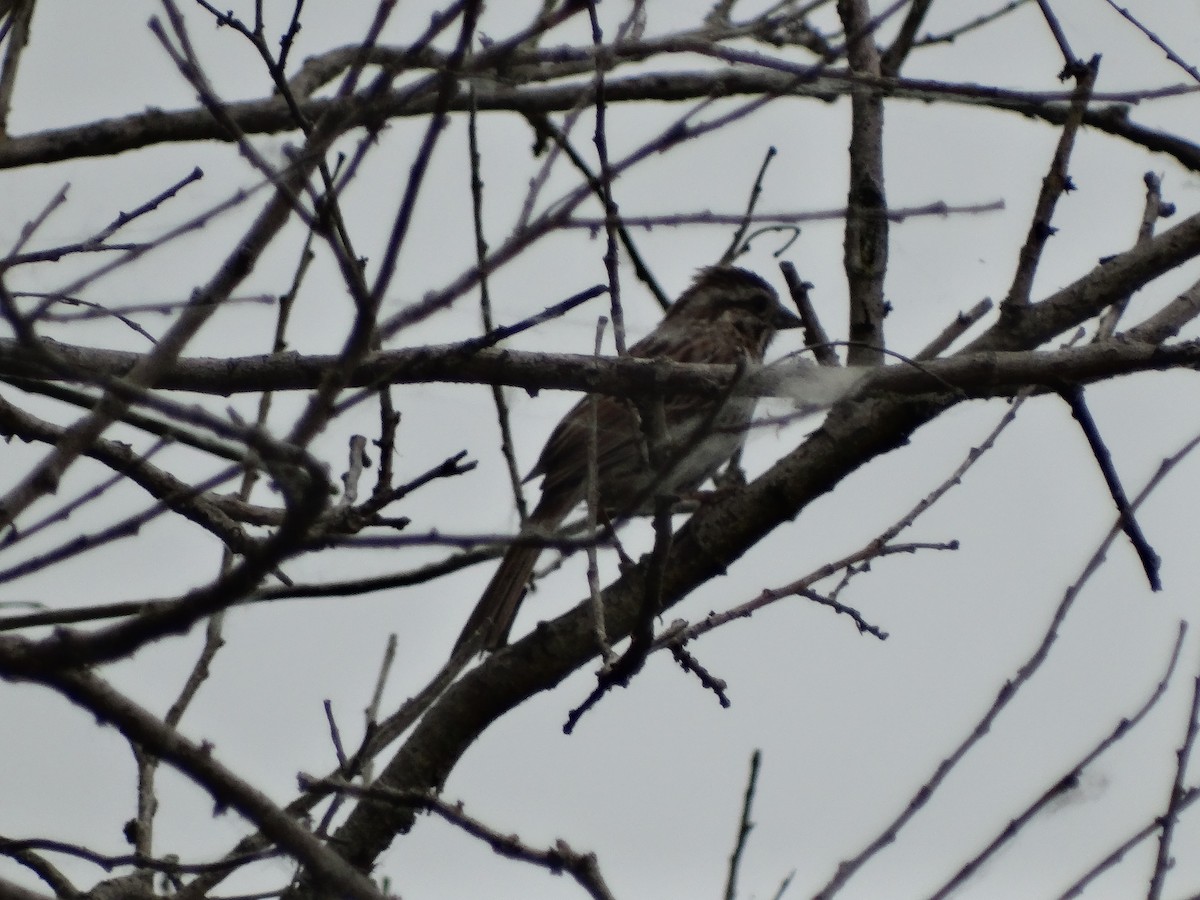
[1,666,385,900]
[1003,55,1098,311]
[1059,386,1161,590]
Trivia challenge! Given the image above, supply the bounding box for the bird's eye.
[748,292,771,313]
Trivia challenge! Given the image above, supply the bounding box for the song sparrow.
[453,266,802,654]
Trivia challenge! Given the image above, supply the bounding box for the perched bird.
[454,266,802,654]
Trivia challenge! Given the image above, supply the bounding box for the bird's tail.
[452,544,545,655]
[452,499,572,656]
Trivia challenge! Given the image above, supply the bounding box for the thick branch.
[0,70,1196,172]
[2,335,1199,403]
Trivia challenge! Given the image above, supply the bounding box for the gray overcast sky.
[3,2,1200,899]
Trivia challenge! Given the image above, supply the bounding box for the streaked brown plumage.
[453,266,801,654]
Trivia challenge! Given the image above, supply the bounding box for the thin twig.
[585,0,626,355]
[1003,55,1097,310]
[1057,789,1200,899]
[1148,653,1200,899]
[1059,386,1161,590]
[361,632,398,784]
[779,261,838,366]
[1034,0,1078,68]
[813,426,1200,898]
[929,621,1187,899]
[916,298,994,359]
[880,0,933,75]
[916,0,1032,49]
[4,184,69,262]
[1099,0,1200,86]
[586,316,615,664]
[1096,172,1171,340]
[723,750,762,900]
[299,777,618,900]
[0,0,33,137]
[567,201,1005,231]
[468,88,529,524]
[722,146,778,263]
[5,666,386,900]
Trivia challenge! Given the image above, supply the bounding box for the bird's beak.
[772,303,804,330]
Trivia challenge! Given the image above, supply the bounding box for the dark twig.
[27,292,273,322]
[16,292,159,343]
[323,699,349,769]
[585,0,626,355]
[360,632,398,783]
[1059,386,1161,590]
[564,493,674,734]
[0,464,246,585]
[172,647,475,900]
[355,450,475,518]
[880,0,933,75]
[1058,789,1200,899]
[930,621,1187,899]
[3,667,386,900]
[566,200,1005,231]
[468,89,529,524]
[0,438,166,549]
[372,388,401,506]
[0,837,280,877]
[0,547,490,632]
[586,316,615,664]
[669,640,730,707]
[1096,171,1172,340]
[916,0,1032,49]
[138,554,233,857]
[276,0,307,73]
[1100,0,1200,85]
[355,648,474,762]
[0,0,33,137]
[326,284,610,426]
[4,184,69,262]
[916,298,994,359]
[679,390,1026,645]
[365,1,482,317]
[299,778,618,900]
[779,261,838,366]
[684,543,942,645]
[90,167,206,246]
[523,111,672,311]
[313,527,605,552]
[453,284,609,354]
[813,427,1200,899]
[1003,55,1097,310]
[723,750,762,900]
[0,841,77,897]
[150,5,307,223]
[721,146,778,264]
[798,587,889,639]
[1148,652,1200,899]
[1034,0,1077,68]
